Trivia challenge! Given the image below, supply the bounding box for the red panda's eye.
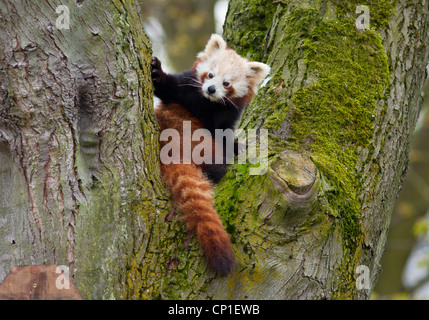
[208,73,214,79]
[223,82,230,87]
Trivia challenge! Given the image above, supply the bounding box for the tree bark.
[0,0,164,299]
[0,0,428,301]
[216,0,429,299]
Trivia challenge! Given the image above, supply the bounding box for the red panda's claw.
[151,57,164,82]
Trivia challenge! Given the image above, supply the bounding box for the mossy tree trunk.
[128,0,428,300]
[1,0,428,301]
[213,0,429,299]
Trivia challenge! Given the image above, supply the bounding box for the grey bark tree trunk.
[0,0,163,299]
[0,0,428,300]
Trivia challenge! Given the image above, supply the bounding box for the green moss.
[331,0,397,29]
[274,8,390,299]
[223,0,276,61]
[220,4,392,299]
[280,10,389,299]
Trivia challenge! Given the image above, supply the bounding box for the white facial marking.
[195,34,271,103]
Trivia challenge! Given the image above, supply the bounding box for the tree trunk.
[0,0,164,299]
[216,0,429,299]
[0,0,428,301]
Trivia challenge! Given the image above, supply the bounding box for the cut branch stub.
[268,151,319,208]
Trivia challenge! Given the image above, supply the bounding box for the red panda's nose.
[208,86,216,95]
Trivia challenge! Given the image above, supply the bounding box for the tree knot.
[268,151,319,208]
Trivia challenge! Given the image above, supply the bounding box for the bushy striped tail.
[161,163,236,276]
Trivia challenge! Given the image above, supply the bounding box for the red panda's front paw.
[151,57,165,83]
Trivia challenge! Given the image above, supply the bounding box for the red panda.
[151,34,270,276]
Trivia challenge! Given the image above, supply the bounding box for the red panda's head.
[194,34,271,103]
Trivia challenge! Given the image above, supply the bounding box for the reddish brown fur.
[192,58,204,70]
[200,71,209,84]
[233,86,254,107]
[225,85,235,97]
[151,35,270,276]
[155,103,236,275]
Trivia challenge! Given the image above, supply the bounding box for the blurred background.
[137,0,429,299]
[139,0,228,73]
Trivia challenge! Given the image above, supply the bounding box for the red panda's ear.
[197,34,227,59]
[247,61,271,86]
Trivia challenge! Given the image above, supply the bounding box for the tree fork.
[0,0,428,300]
